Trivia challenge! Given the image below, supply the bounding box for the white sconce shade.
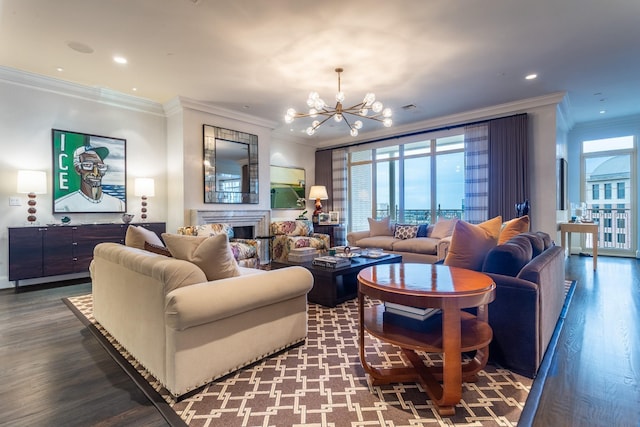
[308,185,329,201]
[17,170,47,194]
[17,170,47,224]
[134,178,155,197]
[134,178,155,221]
[309,185,329,224]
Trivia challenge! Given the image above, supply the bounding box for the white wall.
[0,75,167,289]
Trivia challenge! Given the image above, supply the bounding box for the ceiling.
[2,0,639,143]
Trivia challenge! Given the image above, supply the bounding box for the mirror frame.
[270,165,306,209]
[203,125,259,204]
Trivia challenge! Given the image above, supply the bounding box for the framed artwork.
[52,129,126,213]
[318,213,331,225]
[329,211,340,224]
[270,165,305,209]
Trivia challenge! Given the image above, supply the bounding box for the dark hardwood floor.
[0,255,638,426]
[530,254,640,427]
[0,281,168,427]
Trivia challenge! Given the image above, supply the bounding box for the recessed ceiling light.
[113,56,128,64]
[56,67,64,72]
[525,73,538,80]
[132,87,137,92]
[600,110,606,114]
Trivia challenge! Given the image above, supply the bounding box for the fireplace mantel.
[190,210,271,237]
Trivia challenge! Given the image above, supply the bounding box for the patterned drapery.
[464,123,489,224]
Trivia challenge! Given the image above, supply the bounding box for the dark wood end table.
[357,263,495,415]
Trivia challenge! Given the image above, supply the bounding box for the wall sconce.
[134,178,155,221]
[308,185,329,223]
[17,170,47,225]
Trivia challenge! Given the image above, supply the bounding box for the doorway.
[581,136,636,257]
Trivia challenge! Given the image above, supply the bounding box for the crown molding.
[168,96,278,129]
[0,66,165,116]
[315,92,569,148]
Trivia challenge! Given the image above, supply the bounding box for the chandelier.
[285,68,392,137]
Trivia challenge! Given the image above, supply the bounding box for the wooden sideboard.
[8,222,165,290]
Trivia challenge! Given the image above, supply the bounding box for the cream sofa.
[346,218,457,263]
[90,242,313,398]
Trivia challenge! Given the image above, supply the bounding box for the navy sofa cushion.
[482,234,533,277]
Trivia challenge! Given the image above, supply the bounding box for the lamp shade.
[308,185,328,200]
[134,178,155,197]
[17,170,47,194]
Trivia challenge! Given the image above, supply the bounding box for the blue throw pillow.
[417,223,429,237]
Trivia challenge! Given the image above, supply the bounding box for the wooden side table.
[314,223,342,246]
[357,263,495,415]
[559,222,598,270]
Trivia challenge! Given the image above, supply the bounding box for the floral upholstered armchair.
[177,223,260,268]
[270,220,330,262]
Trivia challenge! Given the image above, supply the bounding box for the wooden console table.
[559,222,598,270]
[357,263,495,415]
[8,222,166,290]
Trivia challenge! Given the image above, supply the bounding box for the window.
[348,131,464,230]
[604,183,612,199]
[604,218,612,228]
[592,184,599,200]
[617,234,626,244]
[604,232,612,243]
[617,218,626,228]
[617,182,625,199]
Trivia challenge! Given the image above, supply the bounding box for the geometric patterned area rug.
[65,294,533,427]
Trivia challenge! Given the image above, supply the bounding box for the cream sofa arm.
[165,266,313,331]
[437,236,452,261]
[347,230,370,245]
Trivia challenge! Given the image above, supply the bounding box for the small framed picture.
[318,213,331,225]
[329,211,339,224]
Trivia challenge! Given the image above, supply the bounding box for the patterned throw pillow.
[394,224,419,240]
[196,223,235,239]
[144,241,173,257]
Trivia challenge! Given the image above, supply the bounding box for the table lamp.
[17,170,47,225]
[308,185,328,223]
[134,178,155,221]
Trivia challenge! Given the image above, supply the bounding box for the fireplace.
[190,210,271,238]
[232,226,254,239]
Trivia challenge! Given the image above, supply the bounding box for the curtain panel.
[464,123,489,224]
[488,114,529,221]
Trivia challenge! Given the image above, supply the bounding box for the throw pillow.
[162,233,240,281]
[125,225,164,250]
[430,218,459,239]
[368,217,393,237]
[444,216,503,271]
[499,215,530,244]
[416,223,430,237]
[394,224,419,240]
[144,241,173,257]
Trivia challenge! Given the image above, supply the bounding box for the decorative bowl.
[121,213,135,224]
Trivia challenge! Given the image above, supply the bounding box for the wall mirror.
[203,125,258,204]
[270,165,305,209]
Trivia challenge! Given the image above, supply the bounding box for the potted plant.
[296,198,308,220]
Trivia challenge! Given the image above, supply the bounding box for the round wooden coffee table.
[357,263,496,415]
